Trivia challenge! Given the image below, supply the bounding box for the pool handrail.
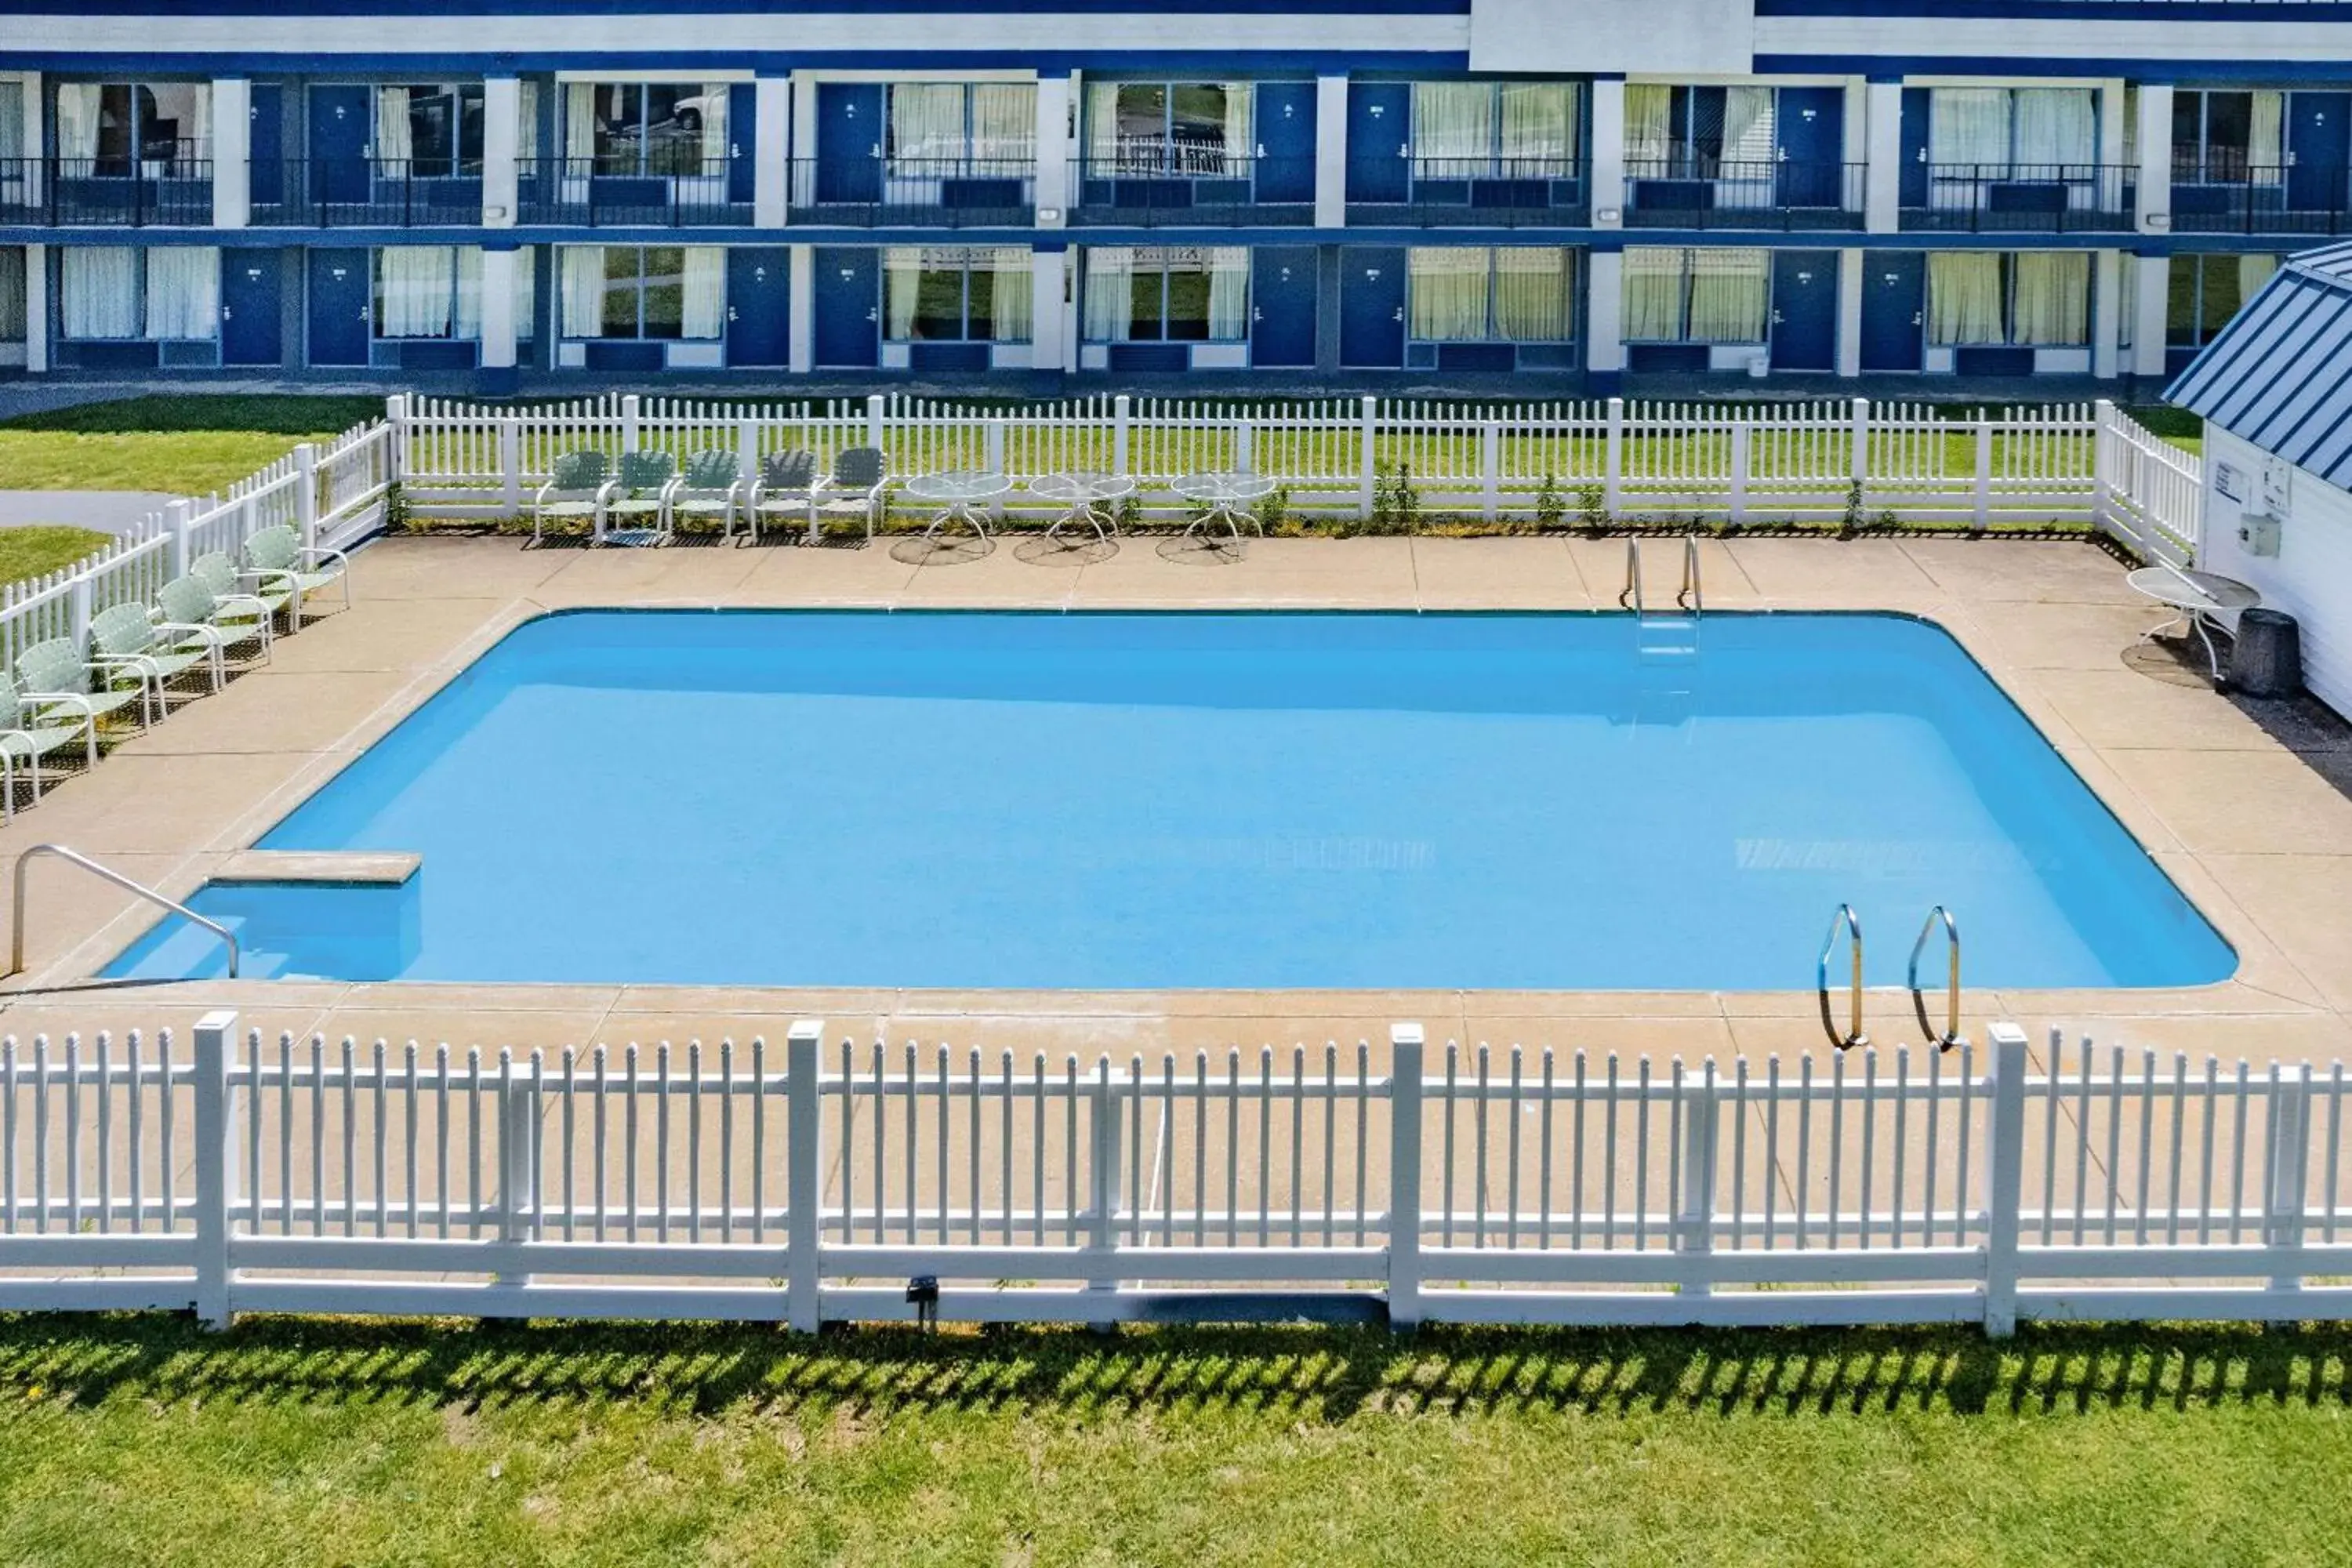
[1817,903,1867,1049]
[1619,537,1642,612]
[1908,905,1964,1051]
[1678,535,1703,615]
[9,843,239,980]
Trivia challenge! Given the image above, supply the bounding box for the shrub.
[1577,482,1609,532]
[1534,474,1565,531]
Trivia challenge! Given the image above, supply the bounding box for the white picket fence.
[0,419,394,676]
[2,1014,2340,1334]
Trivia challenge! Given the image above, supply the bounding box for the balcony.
[1073,152,1314,228]
[250,158,485,227]
[1622,158,1864,231]
[1899,164,2133,234]
[787,157,1036,227]
[2169,162,2352,236]
[0,154,213,227]
[1346,157,1588,228]
[518,158,751,227]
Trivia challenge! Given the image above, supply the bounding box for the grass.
[0,1315,2344,1565]
[0,396,386,495]
[0,526,112,586]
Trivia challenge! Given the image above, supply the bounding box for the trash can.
[2230,608,2302,698]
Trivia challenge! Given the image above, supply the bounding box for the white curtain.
[1927,252,2002,344]
[2011,251,2088,344]
[560,245,606,337]
[56,83,102,162]
[378,245,456,337]
[1624,85,1673,165]
[2239,252,2279,301]
[456,247,485,339]
[1084,82,1121,168]
[682,247,724,337]
[564,84,597,162]
[376,87,414,165]
[1722,87,1777,169]
[1207,246,1248,339]
[513,249,537,339]
[2013,89,2095,169]
[0,83,21,161]
[517,81,540,163]
[883,247,924,339]
[1221,85,1250,173]
[1929,88,2009,167]
[891,84,965,164]
[698,84,728,167]
[2252,92,2286,176]
[1500,83,1573,166]
[1413,83,1494,168]
[1686,248,1766,342]
[0,249,23,342]
[143,246,217,339]
[1082,246,1134,339]
[971,85,1035,161]
[1495,247,1570,341]
[991,248,1032,341]
[1409,248,1489,340]
[62,246,137,338]
[1621,247,1685,341]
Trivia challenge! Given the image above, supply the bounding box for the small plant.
[1254,484,1290,535]
[1839,478,1866,539]
[1534,474,1565,531]
[1576,482,1609,533]
[1368,462,1421,535]
[1116,494,1144,532]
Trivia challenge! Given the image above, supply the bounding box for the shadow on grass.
[0,1314,2343,1425]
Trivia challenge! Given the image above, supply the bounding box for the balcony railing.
[787,157,1036,227]
[249,158,485,227]
[518,158,750,227]
[0,155,214,226]
[1073,153,1315,227]
[1347,157,1588,227]
[1899,163,2133,233]
[2169,162,2352,235]
[1622,158,1864,230]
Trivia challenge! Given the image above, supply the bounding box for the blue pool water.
[109,610,2234,990]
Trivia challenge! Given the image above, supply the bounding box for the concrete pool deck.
[2,530,2349,1072]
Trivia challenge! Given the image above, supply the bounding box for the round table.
[903,470,1013,541]
[1029,471,1135,547]
[1172,471,1279,544]
[2128,565,2262,684]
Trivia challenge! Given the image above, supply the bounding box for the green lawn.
[0,395,386,495]
[0,526,112,587]
[0,1316,2343,1565]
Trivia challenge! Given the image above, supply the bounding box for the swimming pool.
[108,609,2234,991]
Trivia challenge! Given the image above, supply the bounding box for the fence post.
[1675,1064,1719,1298]
[191,1011,238,1330]
[985,419,1008,523]
[1088,1056,1123,1327]
[1981,1022,2030,1338]
[1359,395,1380,519]
[293,441,320,553]
[1479,420,1501,521]
[735,417,760,492]
[68,569,92,656]
[2263,1064,2313,1295]
[1112,394,1131,477]
[384,394,408,485]
[496,1049,536,1287]
[1235,421,1254,475]
[1849,396,1871,493]
[1727,423,1750,527]
[619,394,642,456]
[866,394,887,455]
[1972,419,1993,529]
[499,417,523,519]
[2091,397,2118,538]
[1387,1022,1424,1332]
[1603,397,1624,519]
[785,1020,825,1334]
[165,498,194,580]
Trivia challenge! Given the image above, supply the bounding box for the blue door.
[248,84,285,213]
[1769,249,1838,372]
[727,83,757,205]
[1899,89,1930,210]
[815,83,883,204]
[727,247,790,366]
[812,246,880,367]
[1859,251,1925,372]
[1251,247,1317,367]
[220,250,281,365]
[308,85,372,205]
[1255,82,1316,205]
[1340,246,1406,368]
[1345,84,1410,204]
[1775,87,1845,209]
[306,246,372,366]
[2288,93,2350,212]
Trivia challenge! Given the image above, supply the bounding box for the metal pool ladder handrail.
[1677,535,1703,614]
[9,844,239,980]
[1817,903,1867,1049]
[1907,905,1963,1051]
[1618,537,1643,612]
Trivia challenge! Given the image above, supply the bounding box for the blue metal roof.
[2168,241,2352,490]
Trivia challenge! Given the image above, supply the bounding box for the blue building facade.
[0,0,2343,390]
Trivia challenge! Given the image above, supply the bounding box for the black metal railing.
[1073,153,1315,227]
[0,155,215,226]
[1347,157,1588,227]
[786,157,1036,226]
[1899,162,2133,233]
[249,158,486,227]
[1622,158,1865,230]
[518,158,750,227]
[2168,162,2352,235]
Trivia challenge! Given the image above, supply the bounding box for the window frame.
[883,246,1029,344]
[1405,245,1578,344]
[1082,245,1249,343]
[1088,80,1250,175]
[57,244,219,342]
[1620,246,1770,346]
[1410,81,1582,174]
[385,83,487,178]
[1926,251,2092,347]
[2165,252,2279,348]
[575,83,724,178]
[61,81,212,171]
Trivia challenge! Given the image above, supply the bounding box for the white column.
[1030,245,1067,369]
[1589,78,1625,227]
[755,76,791,227]
[481,77,519,227]
[2132,248,2170,377]
[1586,247,1624,371]
[787,241,814,373]
[1315,74,1348,229]
[2136,82,2173,234]
[1864,80,1903,233]
[1837,248,1864,377]
[479,246,518,368]
[1034,74,1070,228]
[210,79,250,228]
[22,243,47,373]
[2092,249,2122,379]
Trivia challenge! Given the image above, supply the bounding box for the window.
[886,83,1036,172]
[375,246,535,340]
[2172,90,2285,183]
[884,247,1033,343]
[60,245,217,339]
[2168,252,2279,347]
[1624,85,1773,176]
[0,82,21,162]
[1926,88,2096,172]
[564,83,728,176]
[0,248,24,343]
[54,82,210,169]
[377,85,485,176]
[1926,252,2090,345]
[1621,247,1769,343]
[1081,246,1248,341]
[1083,82,1248,175]
[557,245,723,339]
[1409,248,1576,342]
[1412,82,1580,176]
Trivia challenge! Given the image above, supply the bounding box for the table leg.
[2194,612,2224,684]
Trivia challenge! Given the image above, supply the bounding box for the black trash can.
[2230,608,2302,698]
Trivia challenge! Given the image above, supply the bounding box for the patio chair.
[192,549,292,626]
[243,524,354,631]
[744,448,819,544]
[13,637,147,761]
[156,570,274,668]
[532,449,614,546]
[669,448,749,539]
[89,601,217,724]
[808,446,891,543]
[601,449,677,547]
[0,675,93,823]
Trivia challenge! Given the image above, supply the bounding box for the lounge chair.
[89,601,217,724]
[808,446,891,543]
[157,570,274,666]
[0,676,93,822]
[192,549,292,626]
[601,450,677,546]
[744,448,818,544]
[13,637,147,760]
[670,448,749,539]
[532,449,612,546]
[242,523,352,631]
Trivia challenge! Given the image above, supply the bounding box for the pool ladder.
[1621,537,1703,657]
[1816,902,1965,1052]
[8,844,241,980]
